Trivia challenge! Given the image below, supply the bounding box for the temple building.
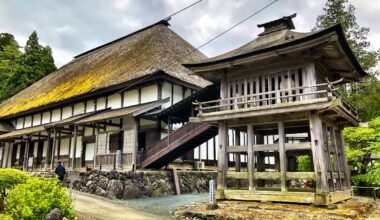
[0,14,366,205]
[0,19,211,171]
[186,14,365,205]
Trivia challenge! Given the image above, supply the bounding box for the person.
[54,161,66,181]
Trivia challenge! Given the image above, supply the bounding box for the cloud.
[0,0,378,68]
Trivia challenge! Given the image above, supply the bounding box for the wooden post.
[309,112,329,194]
[332,128,342,190]
[247,124,255,190]
[71,126,78,170]
[94,123,99,167]
[278,122,287,192]
[23,136,30,171]
[217,120,228,199]
[338,126,351,188]
[256,134,265,187]
[132,118,139,166]
[50,129,57,170]
[234,128,241,172]
[303,62,317,100]
[45,132,51,170]
[323,124,335,191]
[0,142,5,168]
[57,131,62,160]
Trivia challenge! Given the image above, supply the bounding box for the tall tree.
[314,0,380,121]
[0,34,21,101]
[1,31,56,100]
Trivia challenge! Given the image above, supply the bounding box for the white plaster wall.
[141,85,158,103]
[124,90,138,107]
[16,144,20,159]
[96,97,106,110]
[74,103,85,115]
[123,129,135,155]
[33,142,38,156]
[74,136,83,158]
[86,100,95,112]
[60,138,70,155]
[173,84,183,104]
[51,109,61,122]
[16,118,24,129]
[108,94,122,109]
[42,112,51,124]
[24,116,32,128]
[62,106,72,119]
[85,143,95,160]
[33,114,41,126]
[43,141,48,157]
[162,82,172,108]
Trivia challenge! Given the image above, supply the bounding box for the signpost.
[207,179,218,209]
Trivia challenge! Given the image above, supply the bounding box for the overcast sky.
[0,0,379,68]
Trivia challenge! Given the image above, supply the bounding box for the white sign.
[209,180,216,204]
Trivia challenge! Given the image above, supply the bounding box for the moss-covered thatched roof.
[0,20,209,119]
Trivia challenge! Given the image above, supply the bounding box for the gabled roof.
[185,19,367,82]
[0,20,210,119]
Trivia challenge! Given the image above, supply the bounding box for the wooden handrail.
[142,122,206,160]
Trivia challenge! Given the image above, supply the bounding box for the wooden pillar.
[50,129,57,170]
[309,112,329,194]
[1,142,5,168]
[256,134,265,187]
[94,123,99,167]
[5,140,11,168]
[278,122,287,192]
[332,128,342,190]
[337,126,351,188]
[323,124,335,192]
[71,126,78,170]
[57,131,62,160]
[132,118,139,167]
[217,120,228,199]
[235,129,241,172]
[23,136,30,171]
[247,124,255,190]
[67,134,72,169]
[44,133,51,170]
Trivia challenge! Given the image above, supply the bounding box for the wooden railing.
[142,122,208,161]
[194,78,358,118]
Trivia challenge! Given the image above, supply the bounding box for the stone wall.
[70,170,218,200]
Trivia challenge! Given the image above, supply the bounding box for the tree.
[314,0,380,122]
[0,31,56,102]
[344,117,380,186]
[0,34,21,101]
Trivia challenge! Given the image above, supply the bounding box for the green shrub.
[5,177,76,219]
[0,168,29,197]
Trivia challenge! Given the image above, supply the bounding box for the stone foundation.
[70,170,219,200]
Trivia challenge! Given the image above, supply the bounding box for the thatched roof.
[0,20,210,119]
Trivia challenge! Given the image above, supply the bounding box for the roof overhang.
[185,24,367,82]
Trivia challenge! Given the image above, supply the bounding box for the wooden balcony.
[193,79,359,125]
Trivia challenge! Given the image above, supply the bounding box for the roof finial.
[257,13,296,36]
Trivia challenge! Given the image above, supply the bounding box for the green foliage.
[0,31,56,102]
[315,0,379,71]
[5,177,76,219]
[344,117,380,187]
[297,155,312,171]
[0,168,29,197]
[315,0,380,122]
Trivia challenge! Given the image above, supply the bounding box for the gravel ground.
[123,194,208,216]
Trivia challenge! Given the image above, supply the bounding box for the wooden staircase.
[141,122,217,169]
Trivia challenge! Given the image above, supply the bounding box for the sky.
[0,0,379,68]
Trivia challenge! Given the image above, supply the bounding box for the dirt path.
[72,191,169,220]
